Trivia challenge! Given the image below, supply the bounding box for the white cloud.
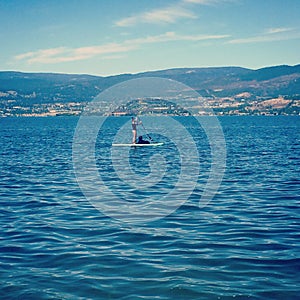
[227,27,299,44]
[184,0,208,3]
[128,31,230,45]
[228,35,282,44]
[115,5,196,27]
[144,6,196,23]
[115,0,231,27]
[15,32,230,64]
[183,0,226,4]
[15,44,137,64]
[15,48,66,62]
[264,27,293,34]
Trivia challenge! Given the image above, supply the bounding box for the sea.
[0,115,299,300]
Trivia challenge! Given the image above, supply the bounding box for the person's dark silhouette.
[137,136,150,144]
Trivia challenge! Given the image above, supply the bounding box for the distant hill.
[144,65,300,98]
[1,64,300,103]
[0,64,300,115]
[240,64,300,81]
[0,72,103,104]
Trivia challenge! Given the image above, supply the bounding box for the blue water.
[0,116,299,299]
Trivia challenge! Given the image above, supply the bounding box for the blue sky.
[1,0,300,76]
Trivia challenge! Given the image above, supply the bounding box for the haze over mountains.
[0,64,300,116]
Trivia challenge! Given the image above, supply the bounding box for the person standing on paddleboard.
[131,117,142,144]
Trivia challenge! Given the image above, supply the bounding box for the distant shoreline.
[1,113,299,118]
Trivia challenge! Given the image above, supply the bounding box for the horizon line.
[0,63,299,77]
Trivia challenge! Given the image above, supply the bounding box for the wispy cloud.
[183,0,229,4]
[264,27,293,34]
[115,5,196,27]
[15,32,230,64]
[227,27,299,44]
[14,44,136,64]
[130,31,229,44]
[115,0,230,27]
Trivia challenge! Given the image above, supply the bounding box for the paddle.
[141,122,153,142]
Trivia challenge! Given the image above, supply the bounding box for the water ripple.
[0,116,299,299]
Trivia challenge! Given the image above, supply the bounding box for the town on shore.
[1,95,299,117]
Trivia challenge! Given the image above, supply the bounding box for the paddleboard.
[112,142,164,147]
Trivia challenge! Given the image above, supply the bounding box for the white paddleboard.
[112,142,164,147]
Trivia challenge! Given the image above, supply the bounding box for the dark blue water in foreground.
[0,116,299,299]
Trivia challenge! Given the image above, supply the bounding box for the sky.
[1,0,300,76]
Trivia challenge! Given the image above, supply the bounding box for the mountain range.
[0,64,300,116]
